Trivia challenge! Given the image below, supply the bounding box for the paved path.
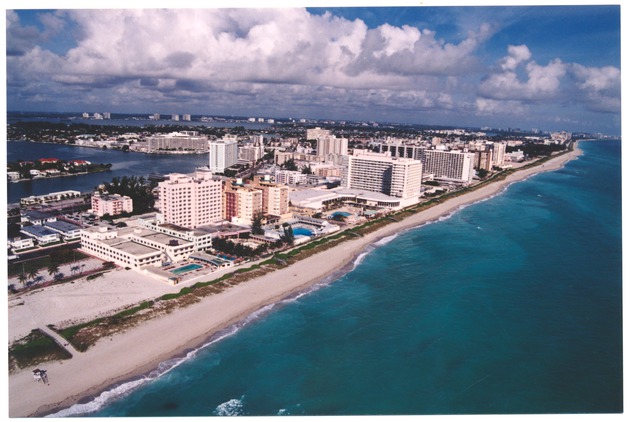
[39,325,80,357]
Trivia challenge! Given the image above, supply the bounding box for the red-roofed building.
[38,158,60,164]
[70,159,91,166]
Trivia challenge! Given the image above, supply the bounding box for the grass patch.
[9,329,72,372]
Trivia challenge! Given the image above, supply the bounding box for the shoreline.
[8,144,584,417]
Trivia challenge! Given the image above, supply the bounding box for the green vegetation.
[9,329,72,372]
[99,175,157,215]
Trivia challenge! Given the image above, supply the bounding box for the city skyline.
[5,2,622,136]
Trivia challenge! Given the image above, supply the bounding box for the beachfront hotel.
[208,135,239,173]
[379,144,475,184]
[156,169,223,229]
[79,225,195,269]
[342,150,423,207]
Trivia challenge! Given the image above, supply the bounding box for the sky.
[3,1,623,135]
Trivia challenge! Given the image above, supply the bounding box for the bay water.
[49,140,622,416]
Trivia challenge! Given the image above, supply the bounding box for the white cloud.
[479,54,567,101]
[500,44,531,71]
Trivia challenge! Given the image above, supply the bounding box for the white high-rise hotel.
[380,144,475,184]
[157,170,223,228]
[343,151,423,207]
[208,135,239,173]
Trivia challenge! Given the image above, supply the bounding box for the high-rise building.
[223,181,263,225]
[171,114,179,121]
[182,114,191,121]
[208,135,239,173]
[157,170,223,228]
[380,144,475,184]
[316,135,348,157]
[251,175,290,217]
[147,131,209,153]
[491,142,506,167]
[343,151,423,207]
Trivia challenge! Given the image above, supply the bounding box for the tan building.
[251,175,290,217]
[91,192,133,217]
[157,169,223,228]
[223,182,263,225]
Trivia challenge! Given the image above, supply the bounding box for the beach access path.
[7,145,583,417]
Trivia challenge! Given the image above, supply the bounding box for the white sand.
[7,146,582,417]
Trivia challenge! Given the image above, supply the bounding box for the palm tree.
[27,267,39,283]
[18,272,28,286]
[47,262,60,279]
[70,265,80,276]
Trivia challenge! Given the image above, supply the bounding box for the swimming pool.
[171,263,203,275]
[292,227,314,236]
[331,211,352,218]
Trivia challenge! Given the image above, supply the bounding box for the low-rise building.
[91,192,134,217]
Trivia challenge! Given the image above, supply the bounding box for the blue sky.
[4,2,622,135]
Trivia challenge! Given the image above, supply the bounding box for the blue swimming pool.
[171,263,203,275]
[331,211,352,218]
[292,227,314,236]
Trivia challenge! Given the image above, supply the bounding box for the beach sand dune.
[7,146,582,417]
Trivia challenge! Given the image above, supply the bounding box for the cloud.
[479,55,567,101]
[477,44,621,118]
[569,64,621,113]
[500,44,531,71]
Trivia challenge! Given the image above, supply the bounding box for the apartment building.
[91,192,133,217]
[250,175,290,217]
[146,131,209,153]
[209,135,239,173]
[223,182,263,225]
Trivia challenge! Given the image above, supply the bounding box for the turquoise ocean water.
[50,140,622,416]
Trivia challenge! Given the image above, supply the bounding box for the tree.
[282,159,298,171]
[280,223,294,245]
[251,211,265,236]
[18,272,28,286]
[301,164,313,175]
[47,262,61,279]
[27,267,39,282]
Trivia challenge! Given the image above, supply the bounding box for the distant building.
[146,131,209,153]
[171,114,179,121]
[208,135,239,173]
[91,192,134,217]
[182,114,191,121]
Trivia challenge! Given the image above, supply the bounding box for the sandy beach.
[7,145,583,417]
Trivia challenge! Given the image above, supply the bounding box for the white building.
[80,225,195,269]
[317,135,348,158]
[208,135,239,173]
[91,192,133,217]
[157,170,223,228]
[146,131,209,153]
[342,151,423,207]
[379,144,475,184]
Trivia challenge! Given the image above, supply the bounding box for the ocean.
[48,140,622,416]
